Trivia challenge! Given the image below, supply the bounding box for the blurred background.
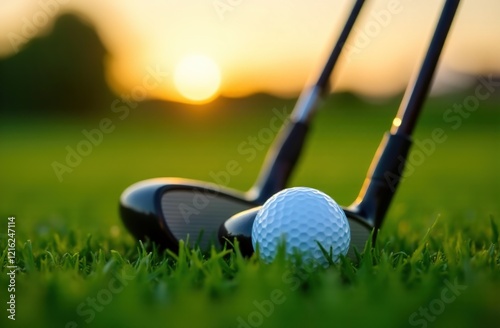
[1,0,500,109]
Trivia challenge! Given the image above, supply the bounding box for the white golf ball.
[252,187,350,266]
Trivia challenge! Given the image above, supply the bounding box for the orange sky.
[1,0,499,103]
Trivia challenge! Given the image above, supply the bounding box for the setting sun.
[173,55,221,103]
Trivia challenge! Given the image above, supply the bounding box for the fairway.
[0,93,499,327]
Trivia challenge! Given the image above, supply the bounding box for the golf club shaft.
[292,0,366,123]
[391,0,461,136]
[352,0,460,229]
[252,0,366,202]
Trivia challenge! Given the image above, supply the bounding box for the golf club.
[219,0,461,258]
[119,0,367,251]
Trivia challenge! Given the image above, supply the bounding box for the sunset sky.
[1,0,499,104]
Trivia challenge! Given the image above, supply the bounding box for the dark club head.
[120,178,259,251]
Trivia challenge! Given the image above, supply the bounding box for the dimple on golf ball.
[251,187,350,266]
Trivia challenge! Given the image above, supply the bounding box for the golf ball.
[252,187,350,266]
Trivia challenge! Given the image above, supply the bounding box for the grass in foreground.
[2,218,499,328]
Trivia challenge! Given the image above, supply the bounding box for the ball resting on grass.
[252,187,350,267]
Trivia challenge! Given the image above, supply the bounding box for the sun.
[173,54,221,103]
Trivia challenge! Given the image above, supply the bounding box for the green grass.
[1,94,499,328]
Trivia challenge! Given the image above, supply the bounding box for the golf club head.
[120,178,260,251]
[219,205,372,259]
[119,119,307,251]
